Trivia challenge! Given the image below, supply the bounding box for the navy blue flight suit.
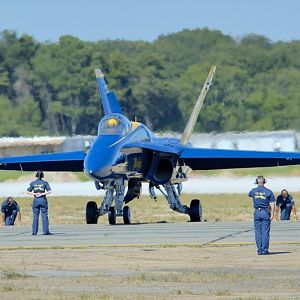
[1,200,20,225]
[249,186,275,255]
[276,194,295,220]
[27,179,51,235]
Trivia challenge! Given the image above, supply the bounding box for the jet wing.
[0,151,85,172]
[180,147,300,170]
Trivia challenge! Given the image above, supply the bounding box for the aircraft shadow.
[114,221,171,226]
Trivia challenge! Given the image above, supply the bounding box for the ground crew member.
[1,196,22,226]
[248,176,275,255]
[275,189,297,221]
[26,170,52,235]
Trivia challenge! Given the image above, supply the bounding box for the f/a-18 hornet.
[1,66,300,224]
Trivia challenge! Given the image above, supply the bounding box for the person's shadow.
[268,251,291,255]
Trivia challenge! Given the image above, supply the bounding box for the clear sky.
[1,0,300,42]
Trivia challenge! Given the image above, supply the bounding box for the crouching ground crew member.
[248,176,275,255]
[275,189,297,221]
[27,171,52,235]
[1,196,22,226]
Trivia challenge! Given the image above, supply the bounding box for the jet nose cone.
[85,167,112,180]
[83,135,120,180]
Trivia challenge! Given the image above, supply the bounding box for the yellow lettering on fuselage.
[133,157,142,169]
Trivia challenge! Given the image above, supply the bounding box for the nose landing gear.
[107,205,131,225]
[86,178,133,225]
[108,206,116,225]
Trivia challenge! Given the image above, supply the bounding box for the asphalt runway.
[0,221,299,248]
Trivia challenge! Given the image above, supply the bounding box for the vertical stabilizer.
[180,66,216,145]
[95,69,122,115]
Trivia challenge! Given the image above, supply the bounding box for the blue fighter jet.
[1,66,300,225]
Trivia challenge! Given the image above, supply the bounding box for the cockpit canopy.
[98,114,131,136]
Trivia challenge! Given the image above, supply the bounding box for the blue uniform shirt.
[1,200,20,216]
[248,186,275,209]
[27,179,51,199]
[276,194,295,209]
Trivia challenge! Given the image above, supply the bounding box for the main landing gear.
[151,182,202,222]
[85,179,202,225]
[189,199,202,222]
[86,201,98,224]
[123,206,131,224]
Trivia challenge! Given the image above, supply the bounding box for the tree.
[0,28,300,136]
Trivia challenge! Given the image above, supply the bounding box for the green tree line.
[0,28,300,136]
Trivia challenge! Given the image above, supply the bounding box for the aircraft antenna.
[180,66,216,145]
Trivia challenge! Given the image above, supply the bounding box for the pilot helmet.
[107,118,118,127]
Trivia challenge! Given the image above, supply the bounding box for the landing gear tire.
[108,206,116,225]
[123,206,131,224]
[86,201,98,224]
[189,199,202,222]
